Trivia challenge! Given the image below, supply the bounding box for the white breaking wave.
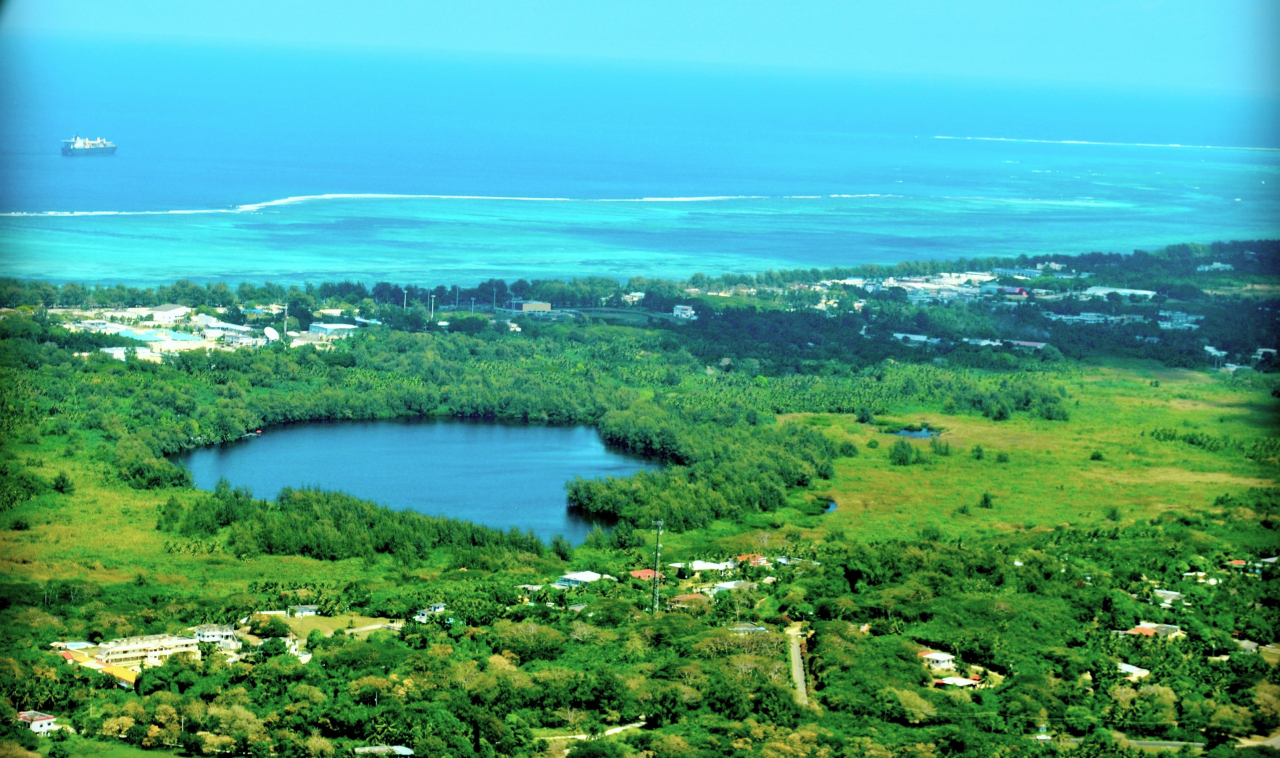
[0,208,234,218]
[1,192,779,217]
[934,135,1280,152]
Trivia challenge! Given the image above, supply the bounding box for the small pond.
[175,418,656,543]
[894,427,939,439]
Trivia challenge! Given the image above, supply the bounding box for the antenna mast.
[651,520,663,614]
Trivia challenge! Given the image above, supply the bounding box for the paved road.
[1237,730,1280,749]
[785,624,809,706]
[544,721,645,741]
[1061,737,1205,749]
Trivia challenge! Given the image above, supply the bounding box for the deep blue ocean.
[2,36,1277,286]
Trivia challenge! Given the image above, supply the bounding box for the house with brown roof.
[629,569,664,580]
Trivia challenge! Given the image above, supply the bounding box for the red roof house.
[629,569,664,580]
[1126,626,1158,637]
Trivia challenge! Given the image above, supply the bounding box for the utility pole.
[651,520,664,614]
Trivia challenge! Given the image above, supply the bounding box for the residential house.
[918,650,956,671]
[1124,622,1184,639]
[933,677,978,688]
[728,623,767,635]
[413,604,446,623]
[555,571,603,588]
[629,569,664,580]
[16,712,57,735]
[1117,663,1150,681]
[290,605,319,617]
[713,580,756,594]
[669,594,707,609]
[669,560,735,573]
[191,624,241,651]
[735,553,771,567]
[672,305,697,320]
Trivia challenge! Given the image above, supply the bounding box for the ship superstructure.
[61,135,117,156]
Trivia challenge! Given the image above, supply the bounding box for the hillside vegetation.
[0,267,1278,758]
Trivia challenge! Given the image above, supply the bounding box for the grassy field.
[785,361,1277,544]
[280,613,394,639]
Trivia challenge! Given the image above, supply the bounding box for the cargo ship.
[61,135,117,156]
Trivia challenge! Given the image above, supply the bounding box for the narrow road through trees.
[785,623,808,706]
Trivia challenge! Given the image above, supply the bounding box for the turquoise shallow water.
[2,38,1277,285]
[3,156,1276,286]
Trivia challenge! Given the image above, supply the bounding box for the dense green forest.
[0,257,1278,758]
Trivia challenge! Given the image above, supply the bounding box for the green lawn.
[37,736,181,758]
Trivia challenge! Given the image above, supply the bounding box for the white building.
[99,347,159,362]
[555,571,603,588]
[413,603,446,623]
[670,560,735,573]
[149,304,192,324]
[195,314,252,333]
[16,711,57,735]
[673,305,697,319]
[1196,262,1234,272]
[309,323,359,338]
[1083,286,1156,300]
[96,634,200,668]
[918,651,956,671]
[191,624,241,651]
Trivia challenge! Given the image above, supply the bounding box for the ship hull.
[62,146,117,156]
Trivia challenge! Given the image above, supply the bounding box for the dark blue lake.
[175,418,654,543]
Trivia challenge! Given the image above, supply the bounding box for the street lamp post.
[651,520,664,614]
